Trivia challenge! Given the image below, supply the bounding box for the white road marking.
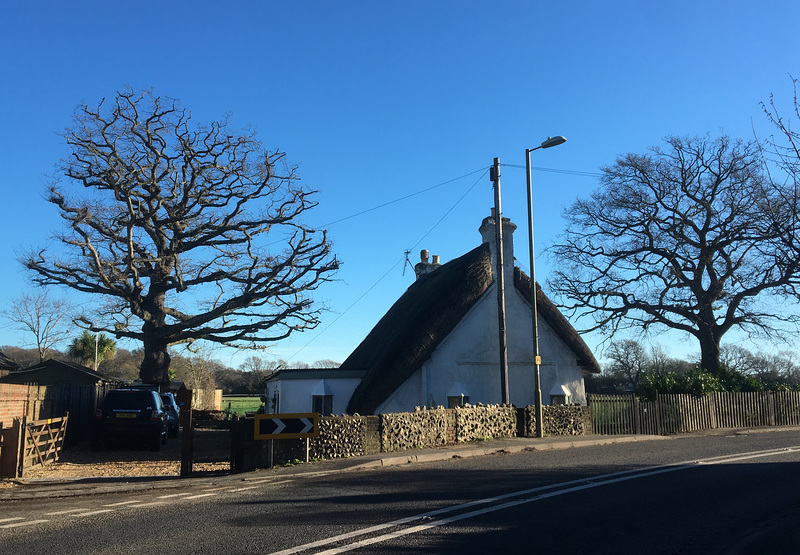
[181,493,217,500]
[227,486,259,492]
[244,478,295,485]
[0,517,25,523]
[44,508,92,515]
[1,519,49,529]
[71,509,115,517]
[103,499,144,507]
[271,446,800,555]
[156,492,195,499]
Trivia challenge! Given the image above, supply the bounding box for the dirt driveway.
[19,428,230,480]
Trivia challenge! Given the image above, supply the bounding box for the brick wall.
[0,384,30,425]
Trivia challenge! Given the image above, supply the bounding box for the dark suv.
[160,392,180,438]
[92,389,168,451]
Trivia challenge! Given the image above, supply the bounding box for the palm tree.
[67,331,116,370]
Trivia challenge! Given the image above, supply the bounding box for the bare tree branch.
[22,89,338,384]
[548,134,800,374]
[2,292,73,361]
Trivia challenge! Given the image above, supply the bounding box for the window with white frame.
[447,395,469,408]
[312,394,333,416]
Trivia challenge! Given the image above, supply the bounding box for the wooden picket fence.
[588,391,800,436]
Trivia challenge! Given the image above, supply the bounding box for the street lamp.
[526,135,567,438]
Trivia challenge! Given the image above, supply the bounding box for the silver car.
[160,392,181,438]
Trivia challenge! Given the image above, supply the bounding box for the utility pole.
[490,158,510,405]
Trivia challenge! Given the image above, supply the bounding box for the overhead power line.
[284,168,489,364]
[282,163,596,363]
[501,163,602,178]
[321,167,489,228]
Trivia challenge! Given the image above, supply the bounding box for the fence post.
[655,391,662,436]
[0,418,23,478]
[180,409,194,477]
[17,416,27,478]
[767,391,776,427]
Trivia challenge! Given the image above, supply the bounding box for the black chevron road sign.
[254,413,320,439]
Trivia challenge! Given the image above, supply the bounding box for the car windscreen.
[103,391,154,410]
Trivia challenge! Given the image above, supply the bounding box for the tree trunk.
[141,340,171,385]
[698,329,721,375]
[140,318,171,386]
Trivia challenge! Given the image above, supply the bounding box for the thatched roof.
[344,243,493,414]
[343,243,600,415]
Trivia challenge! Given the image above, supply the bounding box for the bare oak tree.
[2,292,73,362]
[606,339,650,393]
[23,89,338,385]
[549,135,800,375]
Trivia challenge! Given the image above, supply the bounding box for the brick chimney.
[414,249,442,279]
[479,208,517,279]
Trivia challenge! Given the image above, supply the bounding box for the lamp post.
[526,135,567,437]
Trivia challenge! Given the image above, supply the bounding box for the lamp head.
[540,136,567,149]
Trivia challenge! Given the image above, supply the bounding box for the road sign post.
[254,413,320,440]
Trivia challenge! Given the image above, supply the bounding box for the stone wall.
[259,415,374,467]
[236,403,590,470]
[380,407,453,452]
[521,405,591,437]
[309,415,367,460]
[453,404,517,442]
[363,415,381,455]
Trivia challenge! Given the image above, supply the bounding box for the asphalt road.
[2,429,799,554]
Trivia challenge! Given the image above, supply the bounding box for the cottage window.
[312,394,333,416]
[550,394,571,406]
[447,395,469,408]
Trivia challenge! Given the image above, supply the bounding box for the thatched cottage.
[266,213,600,415]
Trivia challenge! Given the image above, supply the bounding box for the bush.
[640,368,720,400]
[640,366,800,400]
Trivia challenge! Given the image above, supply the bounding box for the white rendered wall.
[265,377,362,414]
[375,283,587,414]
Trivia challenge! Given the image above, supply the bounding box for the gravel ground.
[3,428,230,483]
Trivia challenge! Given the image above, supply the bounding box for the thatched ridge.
[343,243,600,415]
[344,243,493,415]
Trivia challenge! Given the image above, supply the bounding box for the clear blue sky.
[2,1,799,368]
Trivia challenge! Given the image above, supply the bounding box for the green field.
[222,395,264,415]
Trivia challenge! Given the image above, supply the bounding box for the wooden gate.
[0,414,69,478]
[21,415,69,473]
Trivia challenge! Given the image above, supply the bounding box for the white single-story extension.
[264,368,367,415]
